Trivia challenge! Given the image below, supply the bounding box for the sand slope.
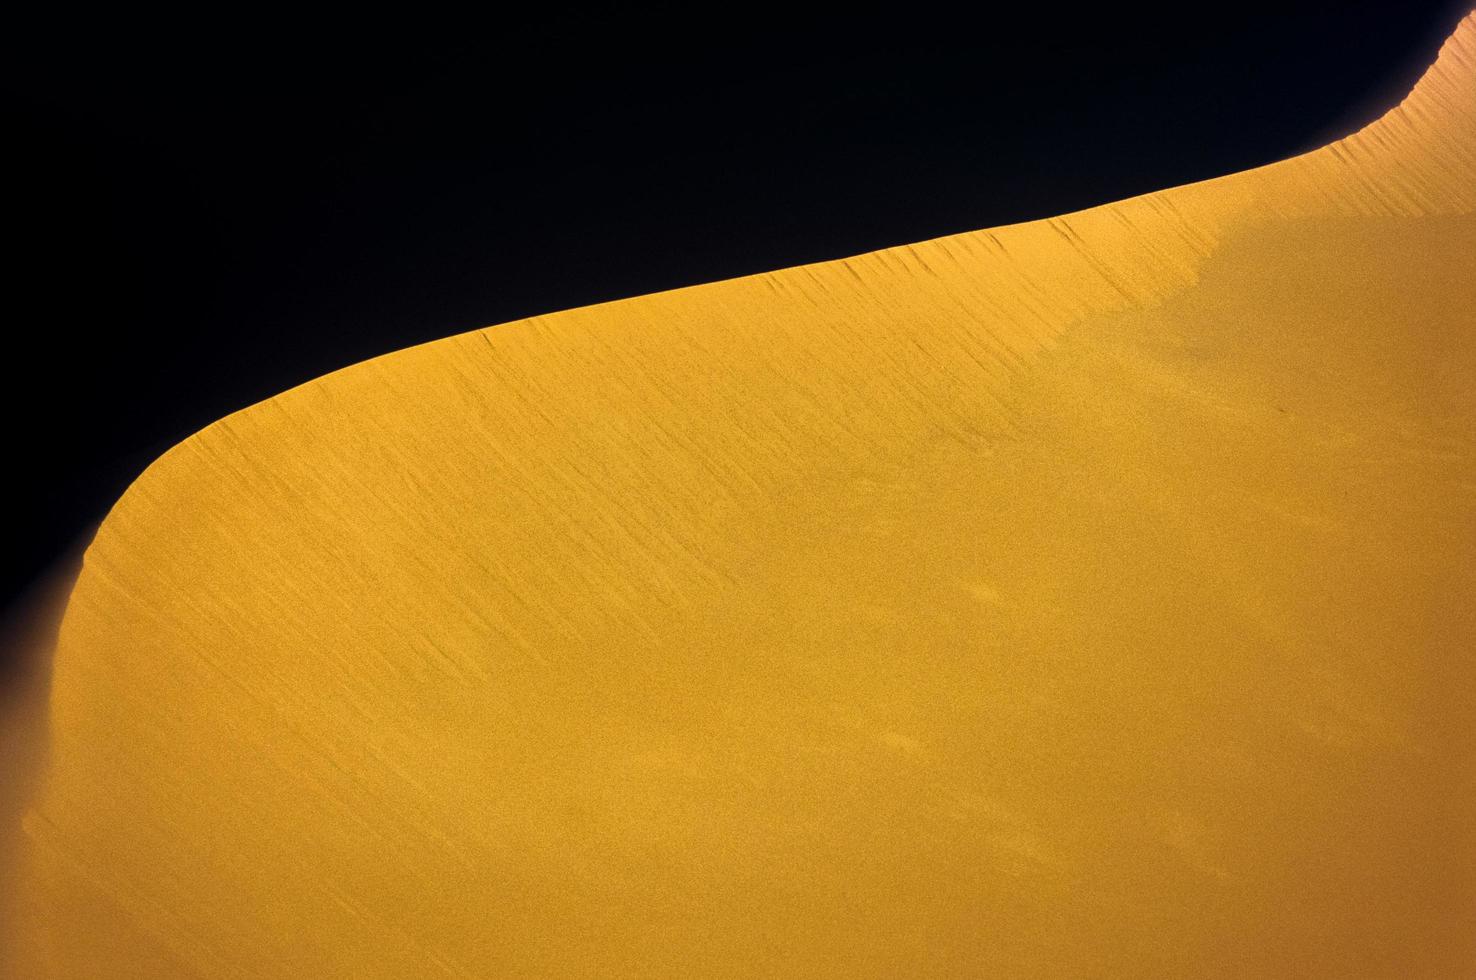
[6,16,1475,978]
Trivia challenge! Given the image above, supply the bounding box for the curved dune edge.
[7,15,1475,978]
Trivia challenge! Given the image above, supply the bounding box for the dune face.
[6,17,1476,978]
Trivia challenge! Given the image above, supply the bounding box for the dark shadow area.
[3,3,1471,633]
[0,523,94,942]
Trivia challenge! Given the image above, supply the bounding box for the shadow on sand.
[1,525,95,932]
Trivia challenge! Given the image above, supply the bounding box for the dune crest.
[7,14,1475,978]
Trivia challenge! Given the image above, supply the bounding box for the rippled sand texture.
[6,15,1475,979]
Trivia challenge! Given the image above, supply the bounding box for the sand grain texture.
[6,17,1476,978]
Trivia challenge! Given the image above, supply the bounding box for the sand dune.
[5,15,1475,978]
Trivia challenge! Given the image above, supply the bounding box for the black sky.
[4,3,1470,617]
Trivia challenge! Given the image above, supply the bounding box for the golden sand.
[5,16,1475,977]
